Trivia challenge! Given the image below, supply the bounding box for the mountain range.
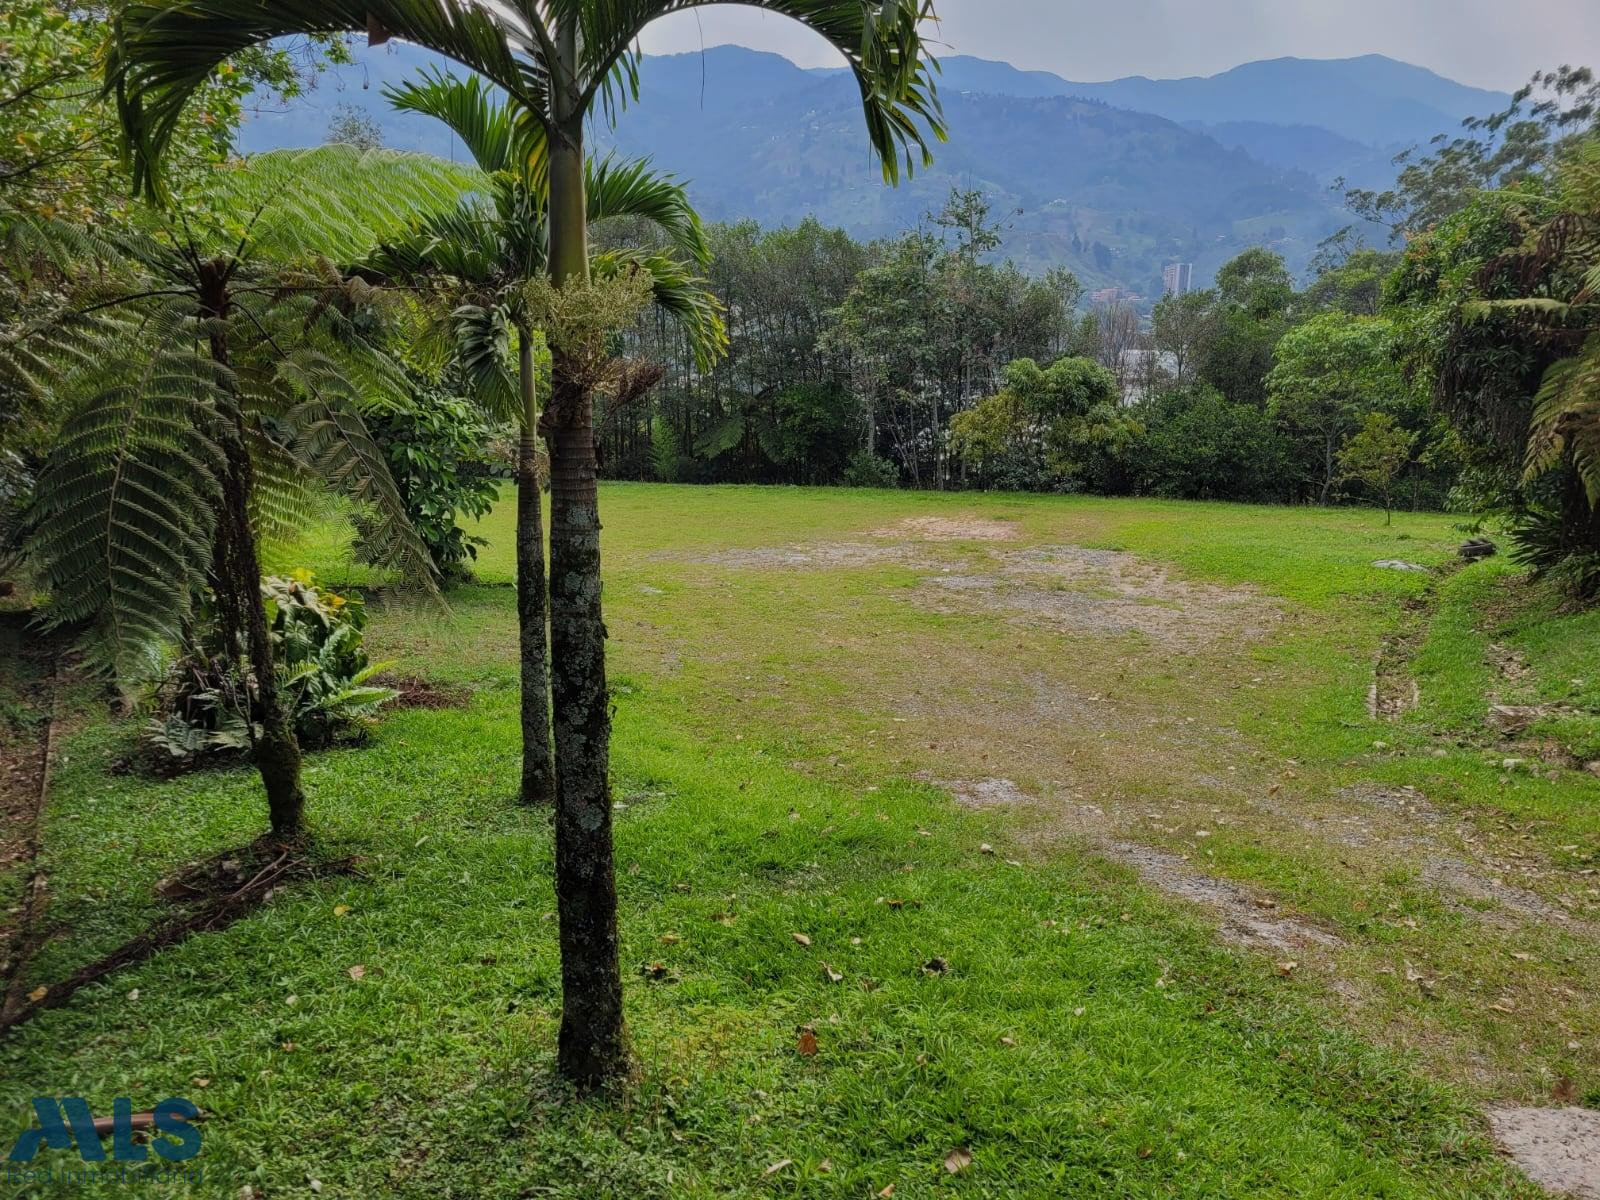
[241,44,1511,296]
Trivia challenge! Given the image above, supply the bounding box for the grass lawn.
[4,483,1598,1197]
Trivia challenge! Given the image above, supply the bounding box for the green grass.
[6,484,1597,1197]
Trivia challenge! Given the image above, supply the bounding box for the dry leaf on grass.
[27,985,47,1003]
[347,964,366,981]
[797,1030,819,1057]
[762,1159,793,1177]
[944,1147,973,1174]
[820,963,843,984]
[791,932,812,947]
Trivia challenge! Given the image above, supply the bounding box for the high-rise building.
[1162,262,1194,296]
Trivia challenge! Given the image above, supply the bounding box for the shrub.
[842,449,900,489]
[361,378,503,580]
[1134,386,1291,502]
[144,570,395,767]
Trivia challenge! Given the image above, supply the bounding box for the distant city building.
[1162,262,1194,296]
[1090,287,1141,306]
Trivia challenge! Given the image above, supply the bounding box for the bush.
[144,570,395,767]
[361,378,503,580]
[1133,386,1291,502]
[842,449,900,489]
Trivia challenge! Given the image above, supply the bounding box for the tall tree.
[1268,312,1406,505]
[108,0,944,1090]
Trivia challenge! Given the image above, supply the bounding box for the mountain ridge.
[240,45,1507,294]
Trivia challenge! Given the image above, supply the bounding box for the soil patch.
[1420,855,1581,928]
[374,674,473,711]
[945,777,1031,808]
[872,516,1020,542]
[939,777,1338,952]
[912,545,1279,651]
[1488,1106,1600,1199]
[2,839,362,1037]
[1104,841,1343,952]
[692,542,924,570]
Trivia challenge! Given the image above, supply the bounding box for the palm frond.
[564,0,944,182]
[108,0,535,199]
[591,247,727,370]
[274,349,440,592]
[450,302,520,420]
[586,155,708,267]
[385,67,544,179]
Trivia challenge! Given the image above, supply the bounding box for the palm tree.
[364,70,723,808]
[109,0,943,1089]
[13,145,461,837]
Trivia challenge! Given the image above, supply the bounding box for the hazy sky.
[635,1,1599,91]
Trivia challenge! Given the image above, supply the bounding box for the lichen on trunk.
[517,326,555,807]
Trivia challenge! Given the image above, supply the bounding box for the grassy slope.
[5,484,1592,1198]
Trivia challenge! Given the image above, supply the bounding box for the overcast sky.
[635,1,1598,91]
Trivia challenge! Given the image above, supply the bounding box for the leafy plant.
[145,570,395,766]
[363,376,503,580]
[843,449,900,489]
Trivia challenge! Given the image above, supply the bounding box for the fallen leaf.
[347,964,367,981]
[281,1042,297,1053]
[877,1186,895,1198]
[791,932,812,947]
[944,1147,973,1174]
[192,1077,210,1088]
[797,1030,819,1057]
[126,988,140,1002]
[817,1158,832,1174]
[762,1159,793,1177]
[979,843,994,855]
[999,1036,1016,1047]
[659,933,681,945]
[1275,961,1298,977]
[820,963,843,984]
[26,985,46,1003]
[333,904,350,917]
[1554,1076,1579,1104]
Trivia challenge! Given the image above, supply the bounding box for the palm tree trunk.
[516,323,554,806]
[546,114,627,1090]
[202,273,304,839]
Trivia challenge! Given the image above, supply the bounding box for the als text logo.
[7,1097,201,1163]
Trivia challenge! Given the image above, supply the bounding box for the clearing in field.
[4,484,1600,1197]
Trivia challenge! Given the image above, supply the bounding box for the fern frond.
[28,349,227,676]
[276,350,439,594]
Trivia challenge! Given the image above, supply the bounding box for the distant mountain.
[240,45,1507,295]
[937,53,1510,149]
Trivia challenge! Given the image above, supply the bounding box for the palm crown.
[109,2,943,201]
[365,70,726,415]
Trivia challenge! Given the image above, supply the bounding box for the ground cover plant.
[4,484,1599,1196]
